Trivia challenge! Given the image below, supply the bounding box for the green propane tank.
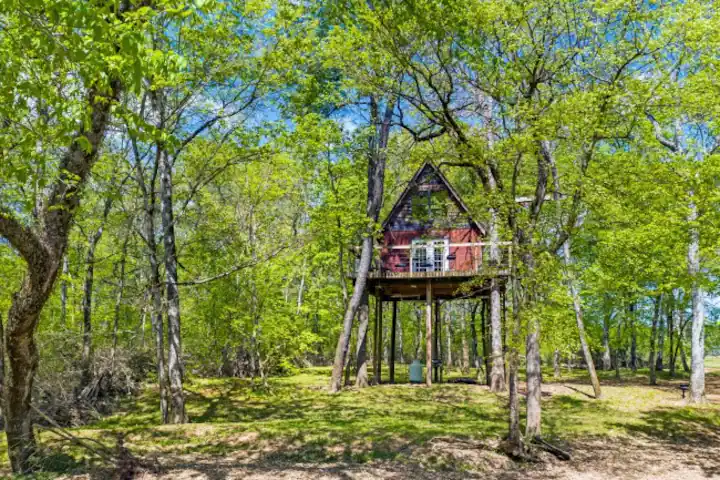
[409,360,424,383]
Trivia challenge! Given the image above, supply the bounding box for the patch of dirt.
[60,434,719,480]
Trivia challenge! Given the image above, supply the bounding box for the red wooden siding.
[381,228,481,273]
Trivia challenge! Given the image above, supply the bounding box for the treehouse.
[355,161,511,385]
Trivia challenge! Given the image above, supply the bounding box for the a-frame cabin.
[359,161,511,385]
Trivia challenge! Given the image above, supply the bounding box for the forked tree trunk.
[355,290,370,388]
[1,82,121,473]
[687,195,705,403]
[329,98,393,393]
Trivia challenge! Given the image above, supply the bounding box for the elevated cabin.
[355,161,511,386]
[366,161,510,300]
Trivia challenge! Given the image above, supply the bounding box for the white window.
[411,239,449,273]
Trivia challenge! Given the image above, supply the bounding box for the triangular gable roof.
[382,161,485,235]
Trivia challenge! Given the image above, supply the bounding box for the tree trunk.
[111,235,129,371]
[80,235,100,389]
[1,81,122,473]
[553,349,560,379]
[414,305,422,361]
[687,195,705,403]
[507,276,523,454]
[425,281,433,386]
[629,303,637,373]
[615,317,622,380]
[355,290,370,387]
[469,303,479,371]
[460,310,470,374]
[649,294,662,386]
[668,297,676,378]
[525,315,542,437]
[80,197,112,390]
[562,239,601,398]
[329,98,393,393]
[60,256,69,328]
[602,311,612,371]
[397,309,404,364]
[159,148,187,423]
[445,309,453,369]
[656,301,666,371]
[132,117,169,423]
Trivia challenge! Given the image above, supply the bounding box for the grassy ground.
[5,361,720,479]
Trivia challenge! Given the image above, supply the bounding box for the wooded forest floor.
[4,361,720,479]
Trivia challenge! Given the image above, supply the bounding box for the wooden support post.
[433,300,442,382]
[502,287,508,385]
[372,294,378,385]
[425,280,433,387]
[376,295,383,385]
[390,300,397,384]
[482,297,490,386]
[436,300,442,383]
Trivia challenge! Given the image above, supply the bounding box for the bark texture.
[687,195,705,403]
[0,82,121,473]
[329,98,393,393]
[160,149,188,423]
[355,290,370,388]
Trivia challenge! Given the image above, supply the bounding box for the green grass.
[4,363,719,476]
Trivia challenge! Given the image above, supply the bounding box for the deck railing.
[360,241,512,280]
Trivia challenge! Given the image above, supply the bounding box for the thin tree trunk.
[562,239,601,398]
[649,294,662,385]
[445,309,453,369]
[80,236,99,389]
[159,147,187,423]
[602,311,612,371]
[355,290,370,387]
[397,309,404,364]
[687,194,705,402]
[60,256,69,328]
[629,303,637,373]
[111,234,129,372]
[460,310,470,374]
[669,296,676,378]
[656,309,666,372]
[80,197,112,389]
[615,317,622,380]
[425,281,433,386]
[525,314,542,437]
[507,275,522,454]
[553,349,560,379]
[469,303,479,371]
[329,98,393,393]
[414,305,422,360]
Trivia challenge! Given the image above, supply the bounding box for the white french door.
[411,239,449,273]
